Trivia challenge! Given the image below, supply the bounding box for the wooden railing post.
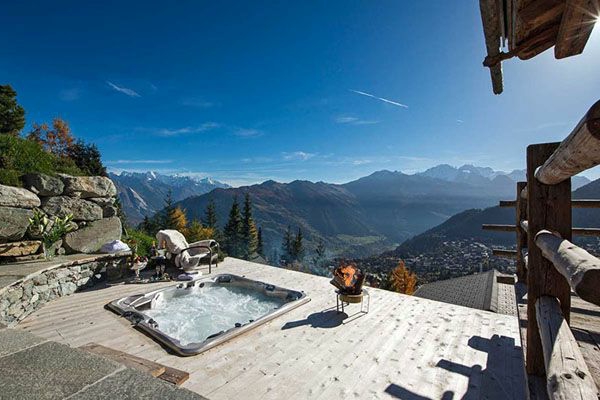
[516,181,527,283]
[526,143,572,376]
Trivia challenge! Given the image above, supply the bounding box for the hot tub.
[107,274,309,356]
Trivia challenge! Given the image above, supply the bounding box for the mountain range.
[109,171,229,225]
[172,164,578,258]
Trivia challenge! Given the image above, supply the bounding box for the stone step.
[0,329,207,400]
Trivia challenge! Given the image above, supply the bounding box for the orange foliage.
[387,260,417,295]
[27,118,74,156]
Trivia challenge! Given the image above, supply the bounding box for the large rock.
[62,176,117,198]
[63,217,122,253]
[0,241,42,257]
[0,207,34,241]
[22,174,64,196]
[41,196,102,221]
[87,197,116,207]
[0,185,40,208]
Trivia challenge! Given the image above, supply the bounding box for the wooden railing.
[483,100,600,399]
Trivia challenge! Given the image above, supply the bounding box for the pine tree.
[312,238,327,274]
[241,193,258,259]
[168,206,188,232]
[204,199,218,228]
[223,196,244,257]
[386,260,417,295]
[67,139,107,176]
[257,227,264,257]
[0,85,25,136]
[161,190,174,228]
[282,225,293,263]
[292,228,304,261]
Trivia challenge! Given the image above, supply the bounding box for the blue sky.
[2,1,599,186]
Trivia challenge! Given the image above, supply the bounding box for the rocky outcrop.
[63,217,122,254]
[22,173,64,196]
[0,241,42,257]
[0,207,34,242]
[0,185,40,208]
[62,176,117,198]
[41,196,103,221]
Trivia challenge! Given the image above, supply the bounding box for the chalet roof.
[479,0,599,94]
[414,269,516,315]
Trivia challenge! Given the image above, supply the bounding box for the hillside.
[357,176,600,283]
[109,171,229,226]
[175,166,520,258]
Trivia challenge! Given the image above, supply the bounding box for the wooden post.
[535,230,600,307]
[516,181,527,283]
[536,296,598,399]
[526,143,572,376]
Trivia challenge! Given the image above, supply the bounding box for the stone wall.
[0,174,122,262]
[0,254,130,326]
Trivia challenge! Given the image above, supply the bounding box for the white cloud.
[234,128,263,138]
[335,115,380,125]
[456,119,464,124]
[181,98,214,108]
[156,122,220,136]
[106,159,174,165]
[350,89,408,108]
[282,151,315,161]
[106,81,141,97]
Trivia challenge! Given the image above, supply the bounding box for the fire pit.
[330,263,370,314]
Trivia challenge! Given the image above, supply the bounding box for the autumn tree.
[168,206,188,232]
[386,260,417,295]
[27,118,74,157]
[186,219,215,243]
[0,85,25,136]
[223,196,244,257]
[241,193,258,259]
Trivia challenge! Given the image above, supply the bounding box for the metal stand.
[336,289,370,314]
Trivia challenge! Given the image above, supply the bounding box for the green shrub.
[124,229,155,257]
[0,135,84,186]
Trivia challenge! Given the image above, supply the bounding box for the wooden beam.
[572,227,600,236]
[536,230,600,306]
[516,23,560,60]
[555,0,600,59]
[499,200,517,207]
[517,181,528,282]
[480,0,504,94]
[527,142,572,376]
[536,100,600,185]
[519,0,565,29]
[535,296,598,399]
[493,248,518,258]
[482,224,517,232]
[572,199,600,208]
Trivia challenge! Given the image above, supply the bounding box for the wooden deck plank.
[16,258,526,399]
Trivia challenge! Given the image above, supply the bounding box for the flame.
[337,264,358,288]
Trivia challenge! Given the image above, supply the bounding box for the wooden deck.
[17,258,526,399]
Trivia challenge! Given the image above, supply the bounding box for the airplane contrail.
[350,89,408,108]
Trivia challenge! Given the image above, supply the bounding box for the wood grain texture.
[517,181,529,282]
[535,296,598,399]
[535,230,600,306]
[15,258,526,399]
[536,100,600,185]
[555,0,599,58]
[526,142,572,376]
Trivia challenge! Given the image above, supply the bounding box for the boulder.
[87,197,116,207]
[41,196,102,221]
[21,174,64,196]
[102,206,118,218]
[0,184,40,208]
[0,207,34,241]
[0,241,42,257]
[63,217,122,253]
[62,176,117,198]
